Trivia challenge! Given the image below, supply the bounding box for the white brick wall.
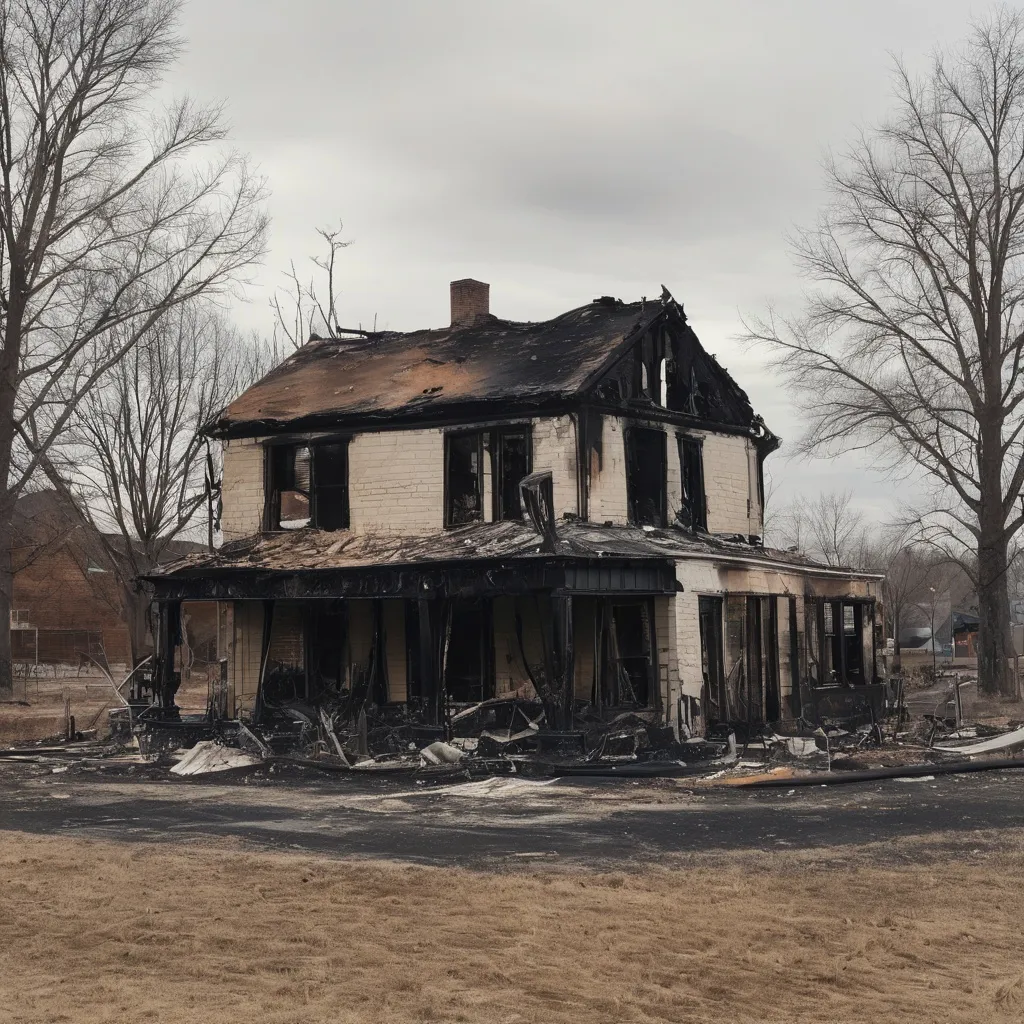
[586,416,756,533]
[218,415,762,541]
[532,415,579,518]
[702,433,756,535]
[348,428,444,535]
[221,438,265,542]
[588,416,628,524]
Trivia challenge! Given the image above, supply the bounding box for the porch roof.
[146,520,876,580]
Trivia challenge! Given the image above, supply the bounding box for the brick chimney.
[450,278,490,327]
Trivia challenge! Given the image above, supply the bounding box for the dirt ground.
[0,669,211,745]
[2,832,1024,1024]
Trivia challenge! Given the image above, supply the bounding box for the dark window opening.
[788,596,801,717]
[677,435,707,530]
[765,597,781,721]
[267,445,311,529]
[445,432,484,526]
[698,595,725,720]
[312,443,350,530]
[307,603,348,699]
[266,441,349,531]
[446,426,532,527]
[809,598,867,685]
[492,427,531,521]
[625,427,667,527]
[444,600,494,703]
[608,601,655,706]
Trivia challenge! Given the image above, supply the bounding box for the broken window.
[609,602,655,705]
[445,432,483,526]
[446,427,532,527]
[492,427,531,521]
[311,443,350,530]
[265,441,349,531]
[625,426,667,527]
[677,435,707,530]
[267,445,311,529]
[809,598,866,685]
[698,595,725,719]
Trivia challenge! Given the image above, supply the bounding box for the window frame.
[490,425,533,522]
[624,425,668,528]
[263,438,350,532]
[676,433,707,531]
[444,430,485,528]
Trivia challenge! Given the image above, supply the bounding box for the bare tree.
[772,489,870,567]
[271,222,351,349]
[0,0,267,692]
[806,490,869,568]
[745,10,1024,695]
[873,539,938,667]
[56,303,272,660]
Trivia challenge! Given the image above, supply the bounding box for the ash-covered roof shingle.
[149,521,877,580]
[209,297,668,437]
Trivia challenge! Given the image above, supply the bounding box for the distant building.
[11,490,130,668]
[11,490,217,673]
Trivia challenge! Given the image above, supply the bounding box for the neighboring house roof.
[208,291,761,438]
[150,520,881,581]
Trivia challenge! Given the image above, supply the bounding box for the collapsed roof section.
[208,289,771,442]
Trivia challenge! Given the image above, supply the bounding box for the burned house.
[145,281,883,753]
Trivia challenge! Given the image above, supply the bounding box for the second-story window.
[266,441,349,532]
[492,427,530,521]
[625,426,666,527]
[445,426,532,527]
[677,435,707,531]
[445,432,483,526]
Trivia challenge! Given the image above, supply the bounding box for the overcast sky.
[174,0,985,521]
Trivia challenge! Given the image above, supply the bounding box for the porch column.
[552,595,574,730]
[417,598,439,724]
[155,600,181,712]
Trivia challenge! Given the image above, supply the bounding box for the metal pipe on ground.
[732,757,1024,788]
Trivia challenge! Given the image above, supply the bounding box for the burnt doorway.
[609,601,655,706]
[698,596,725,718]
[444,600,494,704]
[306,603,347,699]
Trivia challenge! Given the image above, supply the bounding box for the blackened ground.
[1,757,1023,866]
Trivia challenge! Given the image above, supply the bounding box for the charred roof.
[148,520,873,581]
[209,289,764,439]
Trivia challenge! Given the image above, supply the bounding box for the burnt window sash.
[624,426,667,528]
[446,425,532,527]
[264,438,350,532]
[677,433,707,531]
[491,426,532,522]
[445,431,484,527]
[311,443,350,530]
[811,597,868,686]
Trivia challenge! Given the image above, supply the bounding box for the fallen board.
[933,725,1024,755]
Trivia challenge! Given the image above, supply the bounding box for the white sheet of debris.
[437,777,561,799]
[170,740,261,776]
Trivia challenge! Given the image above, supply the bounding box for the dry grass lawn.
[2,832,1024,1023]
